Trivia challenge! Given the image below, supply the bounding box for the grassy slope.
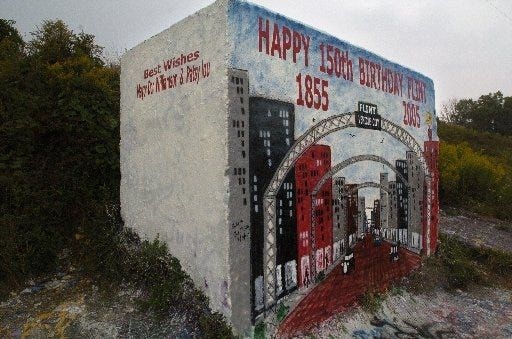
[438,120,512,167]
[437,121,512,220]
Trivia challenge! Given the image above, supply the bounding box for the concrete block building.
[120,0,438,335]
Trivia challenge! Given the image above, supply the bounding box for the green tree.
[27,20,103,65]
[0,19,24,57]
[441,92,512,135]
[0,19,120,295]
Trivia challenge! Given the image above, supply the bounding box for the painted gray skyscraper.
[358,196,366,236]
[387,181,398,241]
[227,69,251,328]
[248,96,296,320]
[379,173,389,230]
[332,176,347,261]
[395,159,409,244]
[406,151,424,252]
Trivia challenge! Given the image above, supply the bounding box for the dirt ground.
[295,286,512,338]
[440,209,512,253]
[287,210,512,338]
[0,273,198,338]
[1,209,511,338]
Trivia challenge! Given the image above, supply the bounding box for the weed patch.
[359,289,385,314]
[254,322,266,339]
[496,224,512,233]
[276,302,290,322]
[407,234,512,293]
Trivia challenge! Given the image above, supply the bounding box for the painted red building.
[422,128,439,255]
[295,144,333,287]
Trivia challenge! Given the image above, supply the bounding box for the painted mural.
[121,0,439,336]
[226,0,439,328]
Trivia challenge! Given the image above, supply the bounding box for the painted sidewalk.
[278,235,421,337]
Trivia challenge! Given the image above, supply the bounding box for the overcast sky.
[1,0,511,111]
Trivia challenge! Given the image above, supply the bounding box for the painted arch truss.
[262,111,430,309]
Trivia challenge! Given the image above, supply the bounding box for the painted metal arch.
[311,154,408,196]
[262,111,429,309]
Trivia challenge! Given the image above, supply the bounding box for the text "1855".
[296,73,329,111]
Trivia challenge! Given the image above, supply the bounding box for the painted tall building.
[372,200,381,231]
[386,181,398,241]
[395,159,408,244]
[227,69,252,329]
[423,128,440,255]
[332,176,347,261]
[295,144,332,287]
[345,184,359,246]
[357,196,366,235]
[248,97,296,317]
[379,173,389,231]
[406,151,424,251]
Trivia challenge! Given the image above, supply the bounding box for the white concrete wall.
[120,0,231,320]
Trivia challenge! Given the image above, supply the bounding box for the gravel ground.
[440,209,512,253]
[1,210,511,338]
[294,287,512,338]
[283,210,512,338]
[0,273,199,338]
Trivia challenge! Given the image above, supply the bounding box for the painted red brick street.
[278,234,421,337]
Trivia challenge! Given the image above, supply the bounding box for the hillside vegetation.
[0,19,233,337]
[1,15,511,337]
[438,120,512,220]
[1,18,120,296]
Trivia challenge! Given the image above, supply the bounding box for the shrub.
[439,141,511,219]
[439,234,512,290]
[198,312,235,339]
[0,19,120,295]
[276,302,290,322]
[133,237,188,314]
[438,121,512,220]
[254,322,266,339]
[359,289,385,314]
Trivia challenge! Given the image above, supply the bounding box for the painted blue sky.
[228,1,434,206]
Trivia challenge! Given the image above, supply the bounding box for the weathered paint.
[120,0,232,325]
[121,0,438,335]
